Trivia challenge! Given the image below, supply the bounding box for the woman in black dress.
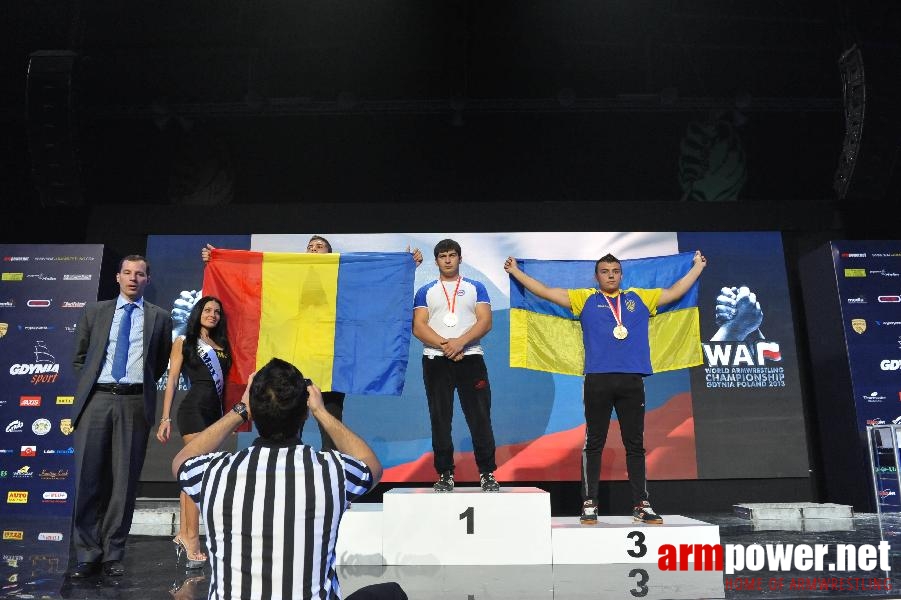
[157,296,232,568]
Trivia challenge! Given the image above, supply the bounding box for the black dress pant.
[72,391,149,563]
[422,354,497,475]
[581,373,649,506]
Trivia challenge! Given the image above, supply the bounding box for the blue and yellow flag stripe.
[204,249,415,395]
[509,252,702,376]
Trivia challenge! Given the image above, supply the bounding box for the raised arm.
[503,257,572,309]
[308,383,383,484]
[659,250,707,306]
[200,243,215,264]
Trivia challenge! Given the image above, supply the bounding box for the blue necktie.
[112,303,136,382]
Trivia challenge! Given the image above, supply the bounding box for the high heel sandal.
[173,537,207,570]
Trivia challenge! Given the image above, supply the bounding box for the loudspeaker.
[833,43,901,203]
[25,50,84,207]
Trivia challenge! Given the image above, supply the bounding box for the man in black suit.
[69,254,172,578]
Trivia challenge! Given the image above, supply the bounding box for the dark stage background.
[2,0,900,513]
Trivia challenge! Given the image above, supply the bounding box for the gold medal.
[613,325,628,340]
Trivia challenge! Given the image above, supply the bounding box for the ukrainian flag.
[203,248,415,396]
[509,252,702,376]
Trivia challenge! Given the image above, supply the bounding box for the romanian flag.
[509,252,702,376]
[203,248,415,415]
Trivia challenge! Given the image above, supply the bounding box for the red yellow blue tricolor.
[203,248,415,410]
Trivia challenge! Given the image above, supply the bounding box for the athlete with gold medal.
[504,250,706,526]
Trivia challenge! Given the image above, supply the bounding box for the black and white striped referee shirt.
[178,438,374,600]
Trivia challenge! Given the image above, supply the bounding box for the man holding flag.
[504,250,706,525]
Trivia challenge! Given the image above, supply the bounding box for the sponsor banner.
[0,243,103,517]
[832,241,901,511]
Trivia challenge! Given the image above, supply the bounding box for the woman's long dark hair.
[182,296,232,367]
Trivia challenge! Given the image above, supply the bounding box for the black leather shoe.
[102,560,125,576]
[68,562,100,578]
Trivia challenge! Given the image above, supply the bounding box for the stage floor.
[3,504,901,599]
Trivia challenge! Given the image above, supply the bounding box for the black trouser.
[581,373,649,506]
[317,391,346,452]
[422,354,497,475]
[72,391,149,563]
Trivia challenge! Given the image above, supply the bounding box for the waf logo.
[20,446,35,457]
[19,396,41,407]
[704,341,782,366]
[6,491,28,504]
[9,341,59,384]
[2,531,24,541]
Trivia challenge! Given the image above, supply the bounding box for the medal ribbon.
[603,293,624,329]
[441,276,462,317]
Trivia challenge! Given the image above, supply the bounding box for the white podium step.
[551,514,721,564]
[335,503,384,566]
[382,487,552,565]
[338,564,724,600]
